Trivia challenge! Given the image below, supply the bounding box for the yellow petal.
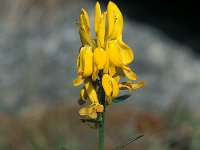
[79,29,93,46]
[108,41,123,67]
[77,47,84,74]
[79,9,94,46]
[109,63,116,77]
[131,80,146,89]
[113,74,121,82]
[119,83,132,91]
[84,78,98,103]
[79,104,97,119]
[103,43,110,74]
[119,80,146,91]
[79,105,93,115]
[122,65,137,80]
[107,1,123,39]
[80,8,90,33]
[97,12,106,48]
[94,47,108,70]
[89,111,97,119]
[102,74,119,105]
[92,64,99,81]
[94,2,101,34]
[82,46,93,77]
[107,1,115,38]
[80,86,88,101]
[103,58,109,74]
[111,3,123,39]
[109,76,119,98]
[102,74,112,97]
[119,40,134,65]
[94,104,104,112]
[73,75,84,86]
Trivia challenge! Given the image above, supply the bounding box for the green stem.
[99,112,105,150]
[98,71,105,150]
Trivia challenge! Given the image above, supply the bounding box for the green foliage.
[112,94,131,103]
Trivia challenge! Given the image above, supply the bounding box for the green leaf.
[79,118,102,124]
[112,94,131,103]
[114,135,144,150]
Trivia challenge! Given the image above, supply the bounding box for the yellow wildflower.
[102,74,119,105]
[73,1,145,118]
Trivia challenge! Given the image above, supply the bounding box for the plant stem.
[99,112,105,150]
[98,71,105,150]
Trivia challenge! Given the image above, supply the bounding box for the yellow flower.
[102,74,119,105]
[73,1,145,118]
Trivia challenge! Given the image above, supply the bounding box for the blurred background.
[0,0,200,149]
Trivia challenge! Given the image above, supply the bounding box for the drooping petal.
[94,47,108,70]
[108,41,123,67]
[109,77,119,98]
[80,86,88,101]
[122,65,137,80]
[119,83,132,91]
[94,2,101,35]
[82,46,93,77]
[89,111,98,119]
[84,78,98,103]
[73,75,84,86]
[102,74,119,105]
[119,40,134,65]
[94,104,104,112]
[131,80,146,89]
[119,80,146,91]
[79,105,93,115]
[79,104,97,119]
[97,12,107,48]
[102,74,112,97]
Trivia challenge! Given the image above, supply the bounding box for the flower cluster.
[73,1,145,119]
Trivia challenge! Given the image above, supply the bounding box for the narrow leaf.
[112,94,131,103]
[79,118,102,124]
[114,135,144,150]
